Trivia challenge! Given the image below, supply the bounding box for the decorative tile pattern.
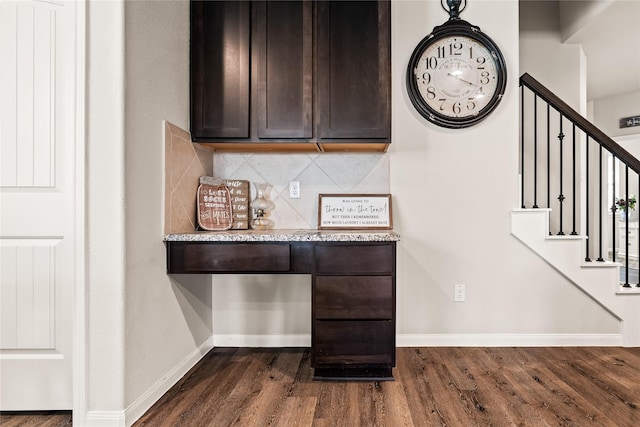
[164,122,213,234]
[163,123,391,231]
[214,152,390,229]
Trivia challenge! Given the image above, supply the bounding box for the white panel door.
[0,0,77,410]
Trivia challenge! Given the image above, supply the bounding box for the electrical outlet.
[289,181,301,199]
[454,283,465,302]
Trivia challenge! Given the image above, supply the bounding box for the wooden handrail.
[520,73,640,173]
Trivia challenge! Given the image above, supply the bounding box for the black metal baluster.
[612,156,617,263]
[547,105,551,234]
[521,85,525,208]
[624,165,631,287]
[597,143,605,262]
[637,172,639,286]
[570,124,577,235]
[585,135,591,261]
[558,115,565,235]
[533,94,538,208]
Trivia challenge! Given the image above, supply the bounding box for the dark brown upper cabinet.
[316,1,390,142]
[256,1,313,139]
[190,0,391,153]
[190,1,250,139]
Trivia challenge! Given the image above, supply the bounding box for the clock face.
[407,24,507,128]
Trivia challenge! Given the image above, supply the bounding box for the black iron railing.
[520,73,640,287]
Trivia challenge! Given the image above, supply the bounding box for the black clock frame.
[406,19,507,129]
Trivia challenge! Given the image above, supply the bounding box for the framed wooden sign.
[197,179,233,231]
[318,194,393,230]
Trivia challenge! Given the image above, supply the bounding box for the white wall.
[123,0,214,417]
[389,0,617,341]
[87,0,126,414]
[593,91,640,138]
[519,0,586,112]
[88,0,213,424]
[207,0,619,344]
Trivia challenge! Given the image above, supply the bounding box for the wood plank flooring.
[3,347,640,426]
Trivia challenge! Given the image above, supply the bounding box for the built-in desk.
[165,230,400,380]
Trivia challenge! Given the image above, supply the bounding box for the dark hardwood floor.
[4,347,640,426]
[0,411,72,426]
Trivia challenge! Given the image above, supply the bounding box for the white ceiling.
[562,0,640,101]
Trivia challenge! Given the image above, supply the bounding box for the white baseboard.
[214,333,622,348]
[396,333,623,347]
[124,336,214,427]
[85,410,125,427]
[213,334,311,347]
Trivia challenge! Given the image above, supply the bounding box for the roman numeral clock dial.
[406,0,506,128]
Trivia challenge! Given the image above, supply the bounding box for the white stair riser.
[512,209,640,346]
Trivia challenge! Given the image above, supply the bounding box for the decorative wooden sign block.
[197,177,233,231]
[223,179,250,230]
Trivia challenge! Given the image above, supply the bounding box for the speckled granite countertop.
[164,229,400,242]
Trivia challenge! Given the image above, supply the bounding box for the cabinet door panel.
[313,320,395,366]
[317,0,390,140]
[315,276,393,319]
[256,1,312,139]
[191,1,250,139]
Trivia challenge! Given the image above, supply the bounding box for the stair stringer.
[511,209,640,346]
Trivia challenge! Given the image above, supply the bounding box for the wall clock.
[406,0,507,128]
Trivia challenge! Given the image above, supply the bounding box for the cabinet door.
[191,1,250,139]
[313,320,395,366]
[255,1,313,139]
[314,276,393,320]
[317,0,390,140]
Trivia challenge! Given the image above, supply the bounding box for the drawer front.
[314,276,393,320]
[181,243,290,272]
[313,320,394,367]
[315,244,394,274]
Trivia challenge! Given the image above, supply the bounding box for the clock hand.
[447,72,476,87]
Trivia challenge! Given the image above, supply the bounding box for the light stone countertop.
[164,229,400,242]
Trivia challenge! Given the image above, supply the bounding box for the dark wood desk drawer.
[172,243,291,273]
[315,244,394,274]
[313,320,395,366]
[314,276,393,320]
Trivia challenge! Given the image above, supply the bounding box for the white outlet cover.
[289,181,301,199]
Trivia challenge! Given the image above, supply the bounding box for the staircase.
[515,74,640,346]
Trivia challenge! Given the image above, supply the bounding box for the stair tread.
[581,260,619,268]
[546,235,586,241]
[616,285,640,295]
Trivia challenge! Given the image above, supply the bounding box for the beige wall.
[123,0,214,415]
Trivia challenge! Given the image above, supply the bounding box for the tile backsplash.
[164,122,390,232]
[164,122,213,234]
[214,152,390,229]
